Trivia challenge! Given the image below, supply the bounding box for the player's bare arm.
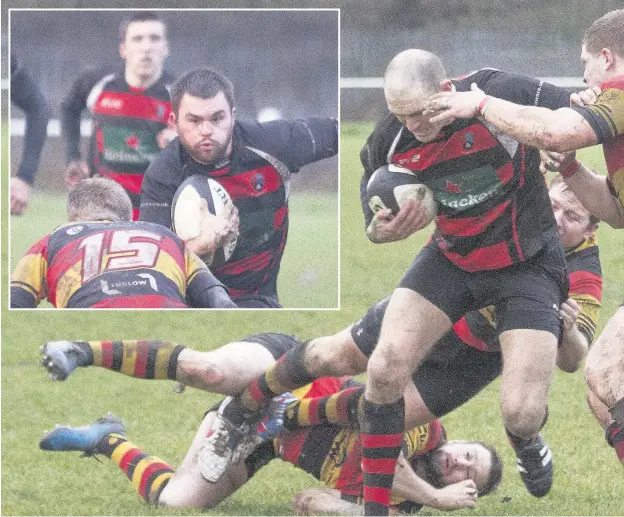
[426,83,599,153]
[556,298,590,373]
[392,453,478,511]
[366,199,430,243]
[545,150,624,228]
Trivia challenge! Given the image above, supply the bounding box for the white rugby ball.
[172,175,238,267]
[367,163,437,223]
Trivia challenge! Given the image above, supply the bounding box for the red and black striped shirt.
[61,67,174,219]
[361,69,572,271]
[140,117,338,303]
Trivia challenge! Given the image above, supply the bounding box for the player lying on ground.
[40,176,599,500]
[196,176,602,498]
[424,8,624,466]
[10,177,236,309]
[39,335,501,513]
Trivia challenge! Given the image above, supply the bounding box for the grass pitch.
[2,124,624,515]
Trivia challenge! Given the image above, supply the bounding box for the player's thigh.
[370,245,472,372]
[160,412,249,508]
[306,326,369,376]
[585,306,624,405]
[407,333,502,426]
[368,288,451,393]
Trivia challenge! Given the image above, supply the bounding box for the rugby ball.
[367,163,437,221]
[171,175,238,267]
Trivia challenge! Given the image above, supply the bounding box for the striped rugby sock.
[283,385,364,430]
[95,433,174,505]
[238,341,316,414]
[77,340,185,380]
[361,396,405,516]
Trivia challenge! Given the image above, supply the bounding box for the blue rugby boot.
[39,413,125,455]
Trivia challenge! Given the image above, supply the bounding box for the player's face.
[549,182,595,249]
[425,441,492,492]
[581,44,608,87]
[120,20,168,81]
[387,87,448,142]
[174,92,235,165]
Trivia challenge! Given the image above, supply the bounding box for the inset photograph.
[9,8,339,309]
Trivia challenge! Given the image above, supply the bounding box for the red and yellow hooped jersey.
[10,221,207,308]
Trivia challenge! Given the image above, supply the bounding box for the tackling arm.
[427,87,598,153]
[392,452,478,511]
[564,162,624,228]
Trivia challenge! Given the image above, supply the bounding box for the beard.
[189,133,232,165]
[417,449,446,489]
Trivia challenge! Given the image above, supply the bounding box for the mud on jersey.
[454,234,602,351]
[61,68,173,217]
[275,377,444,505]
[571,75,624,208]
[10,221,222,308]
[361,69,571,271]
[140,117,338,301]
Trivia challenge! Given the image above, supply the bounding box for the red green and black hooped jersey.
[60,67,173,219]
[361,69,572,272]
[570,74,624,210]
[140,117,338,302]
[10,221,228,308]
[455,234,602,351]
[275,377,444,506]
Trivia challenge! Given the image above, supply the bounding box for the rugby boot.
[39,413,125,454]
[40,341,91,381]
[514,433,553,497]
[255,392,298,441]
[198,397,259,482]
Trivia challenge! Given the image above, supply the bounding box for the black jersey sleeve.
[139,140,185,228]
[186,269,237,308]
[465,69,571,110]
[245,117,338,171]
[10,54,50,185]
[60,67,113,163]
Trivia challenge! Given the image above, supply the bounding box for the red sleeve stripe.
[422,419,443,454]
[361,433,403,448]
[436,200,510,237]
[568,270,602,301]
[453,317,490,350]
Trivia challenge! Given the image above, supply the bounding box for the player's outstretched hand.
[64,160,89,187]
[540,149,577,175]
[426,83,487,124]
[570,85,601,107]
[432,479,478,510]
[367,199,431,243]
[10,177,32,215]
